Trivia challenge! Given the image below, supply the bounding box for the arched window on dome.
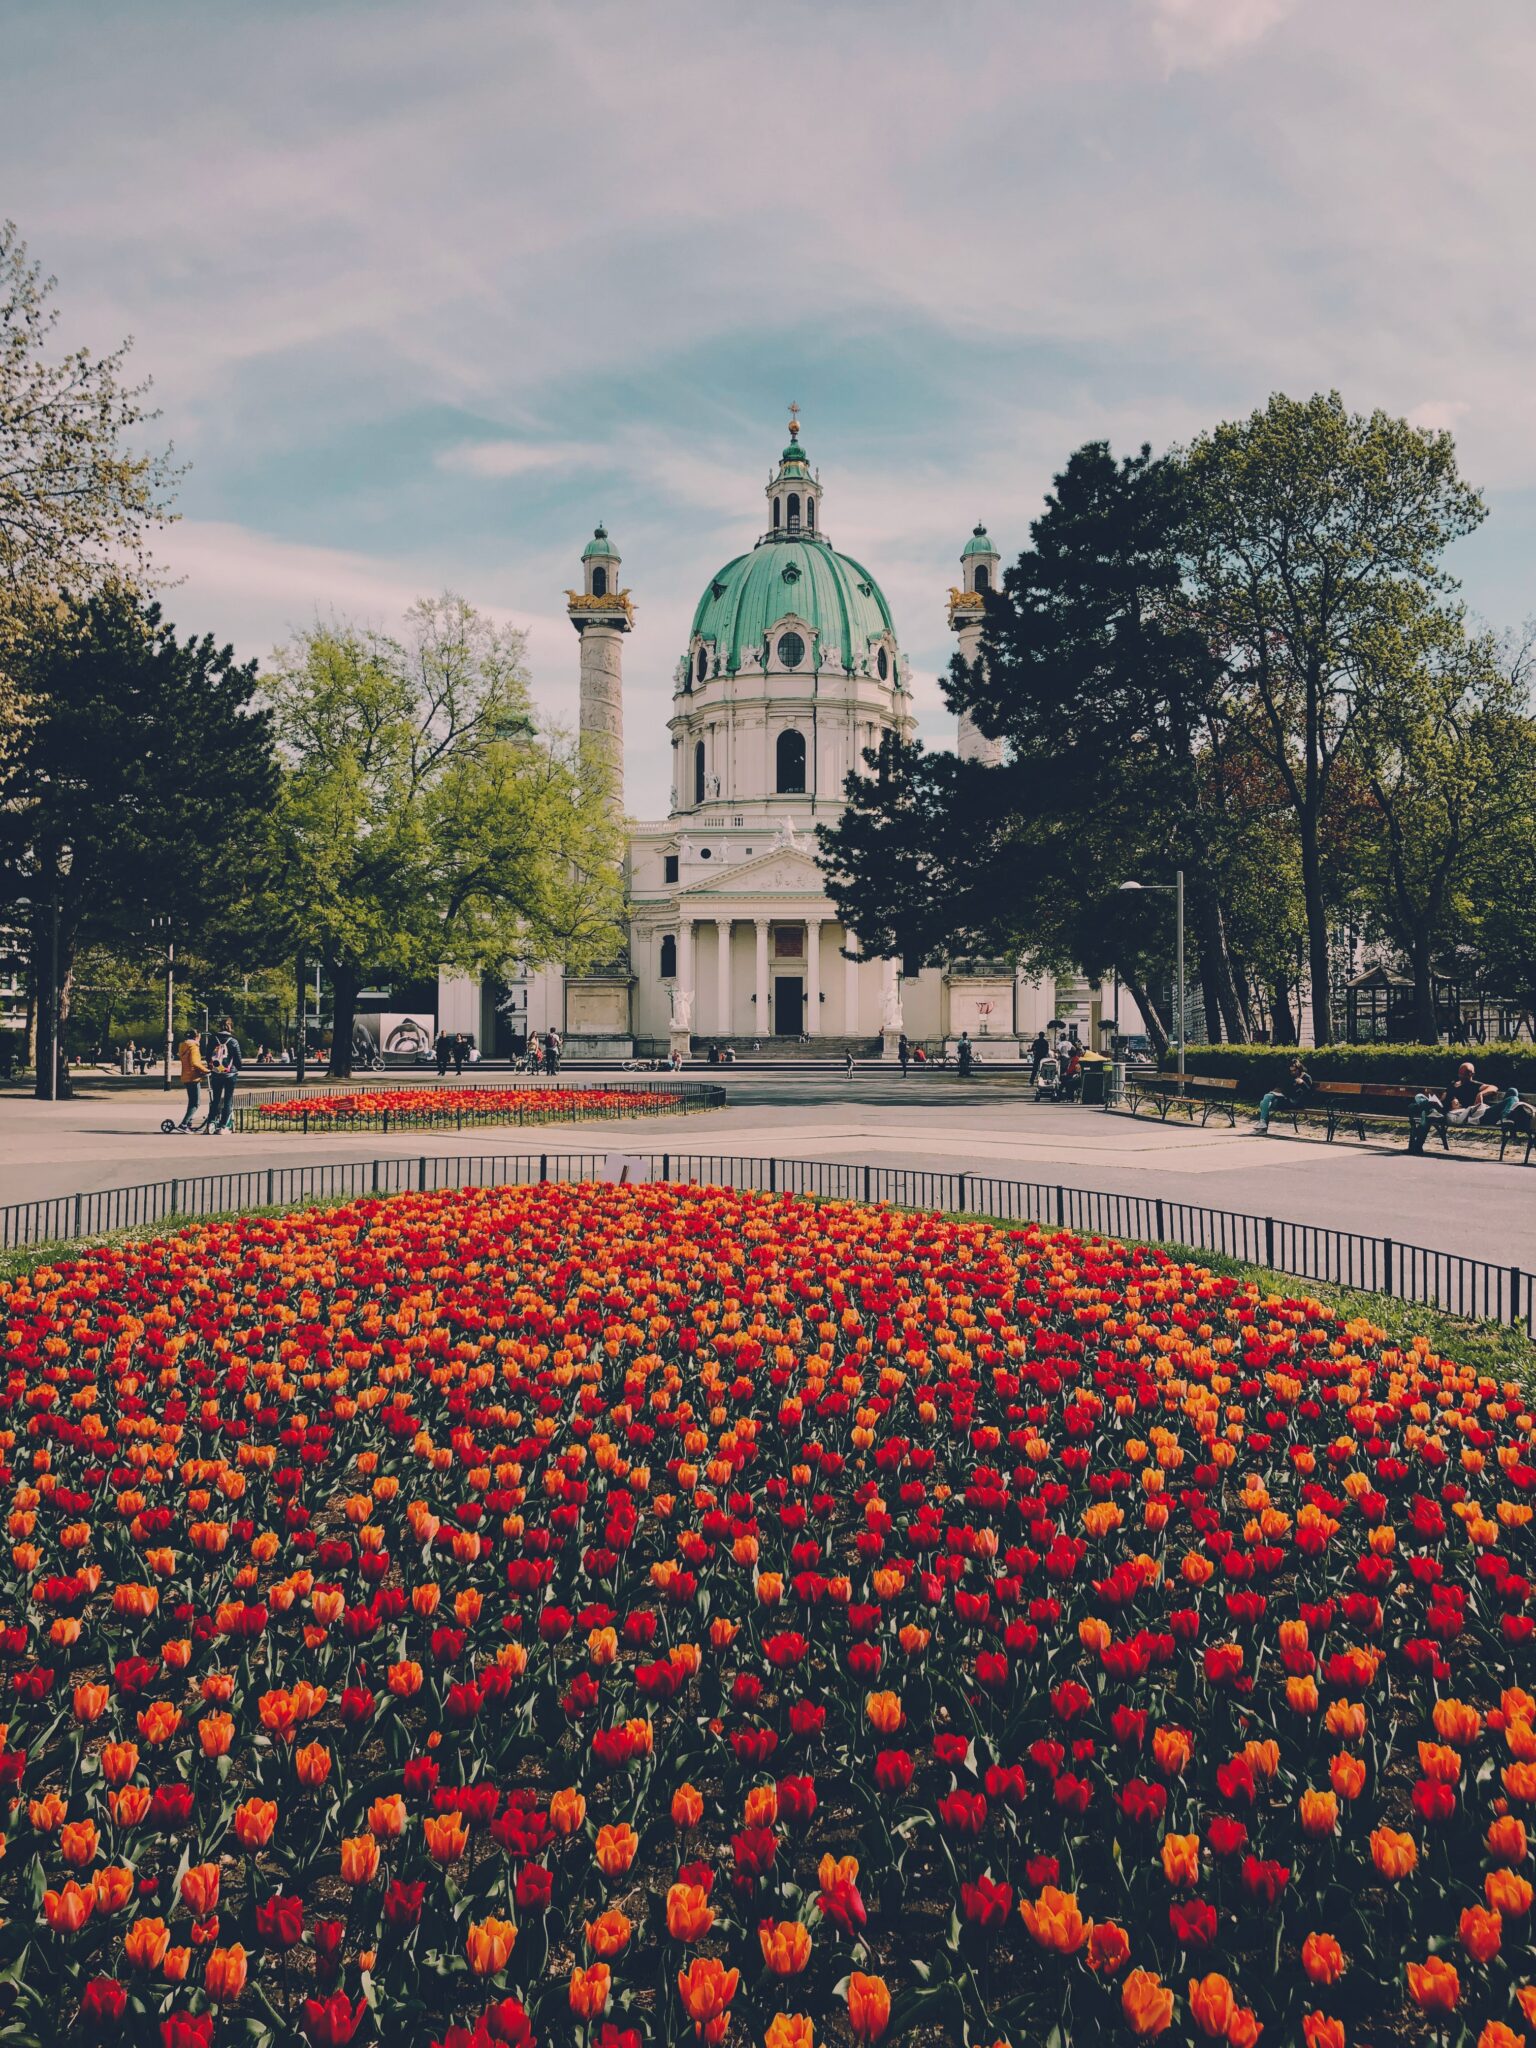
[772,498,781,530]
[591,566,607,598]
[805,497,814,532]
[697,647,708,684]
[776,728,807,794]
[974,564,990,594]
[877,647,889,682]
[787,493,800,533]
[660,934,677,980]
[694,740,706,806]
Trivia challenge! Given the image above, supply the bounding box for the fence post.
[769,1159,777,1193]
[170,1178,180,1220]
[540,1154,548,1182]
[303,1111,309,1137]
[864,1164,871,1203]
[1510,1266,1523,1330]
[265,1168,275,1207]
[417,1157,428,1192]
[1055,1185,1065,1229]
[661,1154,670,1181]
[1264,1216,1275,1270]
[72,1192,82,1238]
[1155,1196,1165,1243]
[1382,1237,1394,1294]
[371,1159,380,1194]
[957,1172,968,1212]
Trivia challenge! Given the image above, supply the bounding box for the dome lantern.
[765,402,823,541]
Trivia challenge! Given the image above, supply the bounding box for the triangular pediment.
[680,842,828,898]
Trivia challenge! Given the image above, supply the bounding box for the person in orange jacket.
[176,1028,208,1130]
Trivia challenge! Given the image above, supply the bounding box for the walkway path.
[1,1072,1529,1268]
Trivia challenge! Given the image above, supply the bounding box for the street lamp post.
[48,846,73,1103]
[1119,871,1186,1097]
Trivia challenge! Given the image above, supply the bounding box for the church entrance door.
[773,977,803,1036]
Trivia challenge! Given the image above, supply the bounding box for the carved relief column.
[755,919,771,1032]
[715,919,732,1037]
[805,917,822,1035]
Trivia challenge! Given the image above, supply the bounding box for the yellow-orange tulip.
[667,1882,714,1942]
[340,1833,380,1885]
[595,1822,638,1875]
[124,1916,170,1970]
[847,1972,892,2042]
[204,1945,248,2000]
[466,1915,517,1976]
[568,1962,612,2019]
[1020,1886,1087,1954]
[759,1919,812,1975]
[1121,1969,1175,2037]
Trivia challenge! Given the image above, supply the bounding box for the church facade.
[440,416,1104,1058]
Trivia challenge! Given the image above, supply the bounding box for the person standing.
[898,1032,910,1076]
[545,1028,562,1077]
[451,1032,467,1077]
[206,1017,243,1133]
[956,1031,974,1078]
[435,1030,451,1078]
[1029,1031,1050,1079]
[176,1027,208,1130]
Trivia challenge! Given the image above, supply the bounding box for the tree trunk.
[328,969,358,1079]
[1198,951,1224,1046]
[1191,883,1249,1044]
[1270,979,1298,1046]
[1120,969,1170,1059]
[1408,935,1439,1042]
[1299,828,1334,1044]
[32,917,75,1101]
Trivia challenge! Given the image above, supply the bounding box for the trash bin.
[1079,1063,1106,1106]
[119,1048,133,1077]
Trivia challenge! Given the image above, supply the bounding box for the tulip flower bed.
[246,1088,698,1132]
[1,1179,1534,2048]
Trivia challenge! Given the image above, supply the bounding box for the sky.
[6,0,1536,819]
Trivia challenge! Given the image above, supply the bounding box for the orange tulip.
[294,1740,331,1788]
[765,2018,815,2048]
[1299,1789,1338,1838]
[667,1882,714,1942]
[1329,1752,1366,1801]
[1406,1957,1460,2012]
[586,1909,632,1958]
[847,1972,892,2043]
[424,1811,468,1863]
[387,1660,423,1698]
[1020,1886,1087,1954]
[1432,1697,1482,1746]
[1088,1920,1131,1975]
[759,1919,812,1975]
[1370,1828,1417,1879]
[123,1916,171,1970]
[1227,2010,1262,2048]
[1459,1904,1502,1964]
[233,1799,277,1849]
[43,1880,95,1932]
[92,1865,135,1913]
[1302,1933,1346,1985]
[163,1947,191,1984]
[1121,1968,1174,2037]
[368,1794,406,1838]
[99,1741,139,1786]
[198,1712,234,1758]
[72,1683,109,1723]
[678,1956,739,2042]
[1487,1815,1528,1863]
[466,1915,517,1976]
[180,1864,221,1915]
[672,1782,704,1829]
[549,1787,587,1835]
[109,1785,151,1828]
[595,1822,638,1875]
[865,1691,902,1734]
[568,1962,612,2019]
[204,1945,248,2000]
[1152,1725,1192,1777]
[59,1820,98,1868]
[136,1700,181,1746]
[340,1834,380,1885]
[1487,1867,1534,1916]
[1160,1833,1200,1887]
[1478,2024,1525,2048]
[1301,2016,1345,2048]
[1188,1974,1236,2039]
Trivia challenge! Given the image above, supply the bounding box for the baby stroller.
[1034,1054,1063,1102]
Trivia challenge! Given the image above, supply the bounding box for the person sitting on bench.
[1410,1061,1497,1152]
[1255,1057,1313,1133]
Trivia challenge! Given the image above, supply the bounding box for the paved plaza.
[1,1070,1529,1270]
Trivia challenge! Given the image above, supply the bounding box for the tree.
[820,443,1239,1050]
[0,222,175,602]
[261,594,626,1076]
[1184,392,1485,1043]
[0,583,277,1096]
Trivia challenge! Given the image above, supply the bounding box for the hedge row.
[1159,1041,1536,1092]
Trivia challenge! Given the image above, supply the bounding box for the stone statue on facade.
[670,985,694,1032]
[881,980,904,1032]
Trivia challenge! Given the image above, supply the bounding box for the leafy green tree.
[1184,392,1485,1043]
[0,583,277,1096]
[260,594,626,1076]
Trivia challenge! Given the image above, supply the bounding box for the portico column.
[715,918,732,1036]
[755,919,770,1032]
[805,917,822,1034]
[678,915,695,1012]
[844,928,859,1036]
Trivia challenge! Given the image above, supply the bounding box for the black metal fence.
[0,1152,1529,1337]
[230,1080,725,1137]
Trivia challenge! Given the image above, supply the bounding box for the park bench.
[1124,1072,1239,1127]
[1305,1080,1535,1161]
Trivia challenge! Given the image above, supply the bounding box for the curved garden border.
[231,1081,725,1135]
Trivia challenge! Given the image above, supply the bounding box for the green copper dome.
[961,524,997,558]
[690,537,896,676]
[582,524,618,560]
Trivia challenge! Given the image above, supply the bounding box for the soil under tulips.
[0,1180,1532,2048]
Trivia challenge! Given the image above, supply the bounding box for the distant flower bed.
[0,1178,1532,2046]
[249,1086,695,1129]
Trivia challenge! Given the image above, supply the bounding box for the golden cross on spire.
[788,399,801,438]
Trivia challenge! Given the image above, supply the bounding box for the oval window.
[778,631,806,669]
[696,647,708,683]
[877,647,889,680]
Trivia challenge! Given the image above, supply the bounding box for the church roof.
[961,523,998,558]
[690,536,895,674]
[582,524,618,560]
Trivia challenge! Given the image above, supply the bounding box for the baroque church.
[439,414,1104,1058]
